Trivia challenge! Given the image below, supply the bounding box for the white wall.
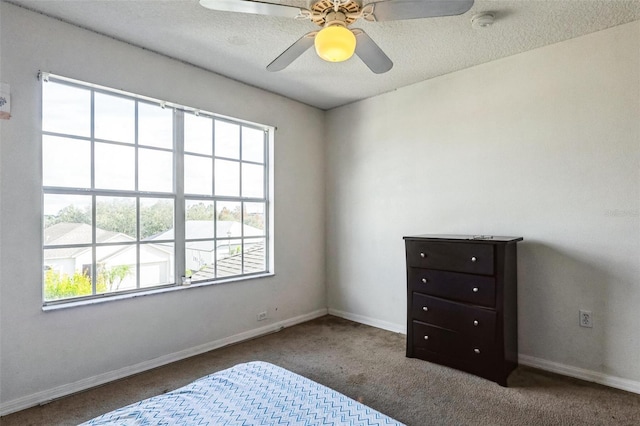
[0,3,325,412]
[326,21,640,389]
[1,1,638,414]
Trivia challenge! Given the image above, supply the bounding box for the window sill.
[42,272,275,312]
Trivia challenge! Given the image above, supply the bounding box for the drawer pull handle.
[421,278,428,284]
[473,320,479,326]
[474,348,480,354]
[471,256,477,262]
[472,287,479,293]
[424,335,429,340]
[420,252,426,258]
[422,306,429,312]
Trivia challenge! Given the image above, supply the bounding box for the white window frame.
[41,73,274,307]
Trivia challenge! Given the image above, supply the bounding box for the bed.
[81,361,404,425]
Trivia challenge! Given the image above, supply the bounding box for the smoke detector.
[471,13,494,29]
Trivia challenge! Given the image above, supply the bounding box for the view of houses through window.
[42,74,271,304]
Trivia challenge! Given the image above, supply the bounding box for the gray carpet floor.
[2,315,639,425]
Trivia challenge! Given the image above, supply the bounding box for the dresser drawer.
[411,293,496,343]
[412,321,495,360]
[412,347,498,382]
[409,268,496,307]
[406,240,494,275]
[411,321,460,354]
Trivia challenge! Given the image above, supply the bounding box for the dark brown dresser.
[403,234,523,386]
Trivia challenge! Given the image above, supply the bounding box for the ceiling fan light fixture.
[314,25,356,63]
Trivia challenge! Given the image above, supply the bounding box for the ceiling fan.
[199,0,474,73]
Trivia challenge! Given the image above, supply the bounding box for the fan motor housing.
[310,0,361,26]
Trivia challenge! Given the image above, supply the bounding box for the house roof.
[191,242,265,281]
[44,221,262,261]
[152,221,264,252]
[44,223,135,260]
[45,222,123,245]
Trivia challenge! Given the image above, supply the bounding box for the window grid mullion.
[90,89,97,295]
[174,109,186,286]
[263,129,270,273]
[212,119,217,279]
[213,200,218,279]
[92,195,97,295]
[135,101,141,289]
[239,125,244,274]
[136,197,141,290]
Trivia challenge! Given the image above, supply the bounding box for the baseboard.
[328,308,406,334]
[329,308,640,396]
[5,310,637,416]
[0,308,328,416]
[519,354,640,395]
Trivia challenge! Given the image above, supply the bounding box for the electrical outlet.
[579,310,593,328]
[257,311,268,321]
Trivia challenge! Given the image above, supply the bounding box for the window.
[42,73,272,305]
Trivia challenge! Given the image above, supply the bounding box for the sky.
[42,79,266,218]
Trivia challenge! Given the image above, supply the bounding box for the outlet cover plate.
[579,310,593,328]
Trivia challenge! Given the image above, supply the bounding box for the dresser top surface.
[403,234,523,243]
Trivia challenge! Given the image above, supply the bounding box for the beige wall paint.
[326,21,640,384]
[0,3,325,408]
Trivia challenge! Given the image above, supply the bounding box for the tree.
[96,199,136,236]
[45,204,90,228]
[44,265,130,300]
[44,269,106,300]
[46,199,175,240]
[186,202,215,221]
[243,212,264,230]
[217,205,241,222]
[140,200,174,238]
[98,264,132,292]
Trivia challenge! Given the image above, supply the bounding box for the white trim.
[41,72,275,129]
[519,354,640,395]
[42,272,276,311]
[328,309,640,395]
[4,311,637,416]
[0,308,328,416]
[328,308,406,334]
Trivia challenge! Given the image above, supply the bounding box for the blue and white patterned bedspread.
[81,361,404,425]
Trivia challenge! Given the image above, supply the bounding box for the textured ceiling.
[6,0,640,110]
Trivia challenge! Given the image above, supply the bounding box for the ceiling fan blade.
[199,0,305,19]
[352,29,393,74]
[266,31,317,72]
[364,0,474,22]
